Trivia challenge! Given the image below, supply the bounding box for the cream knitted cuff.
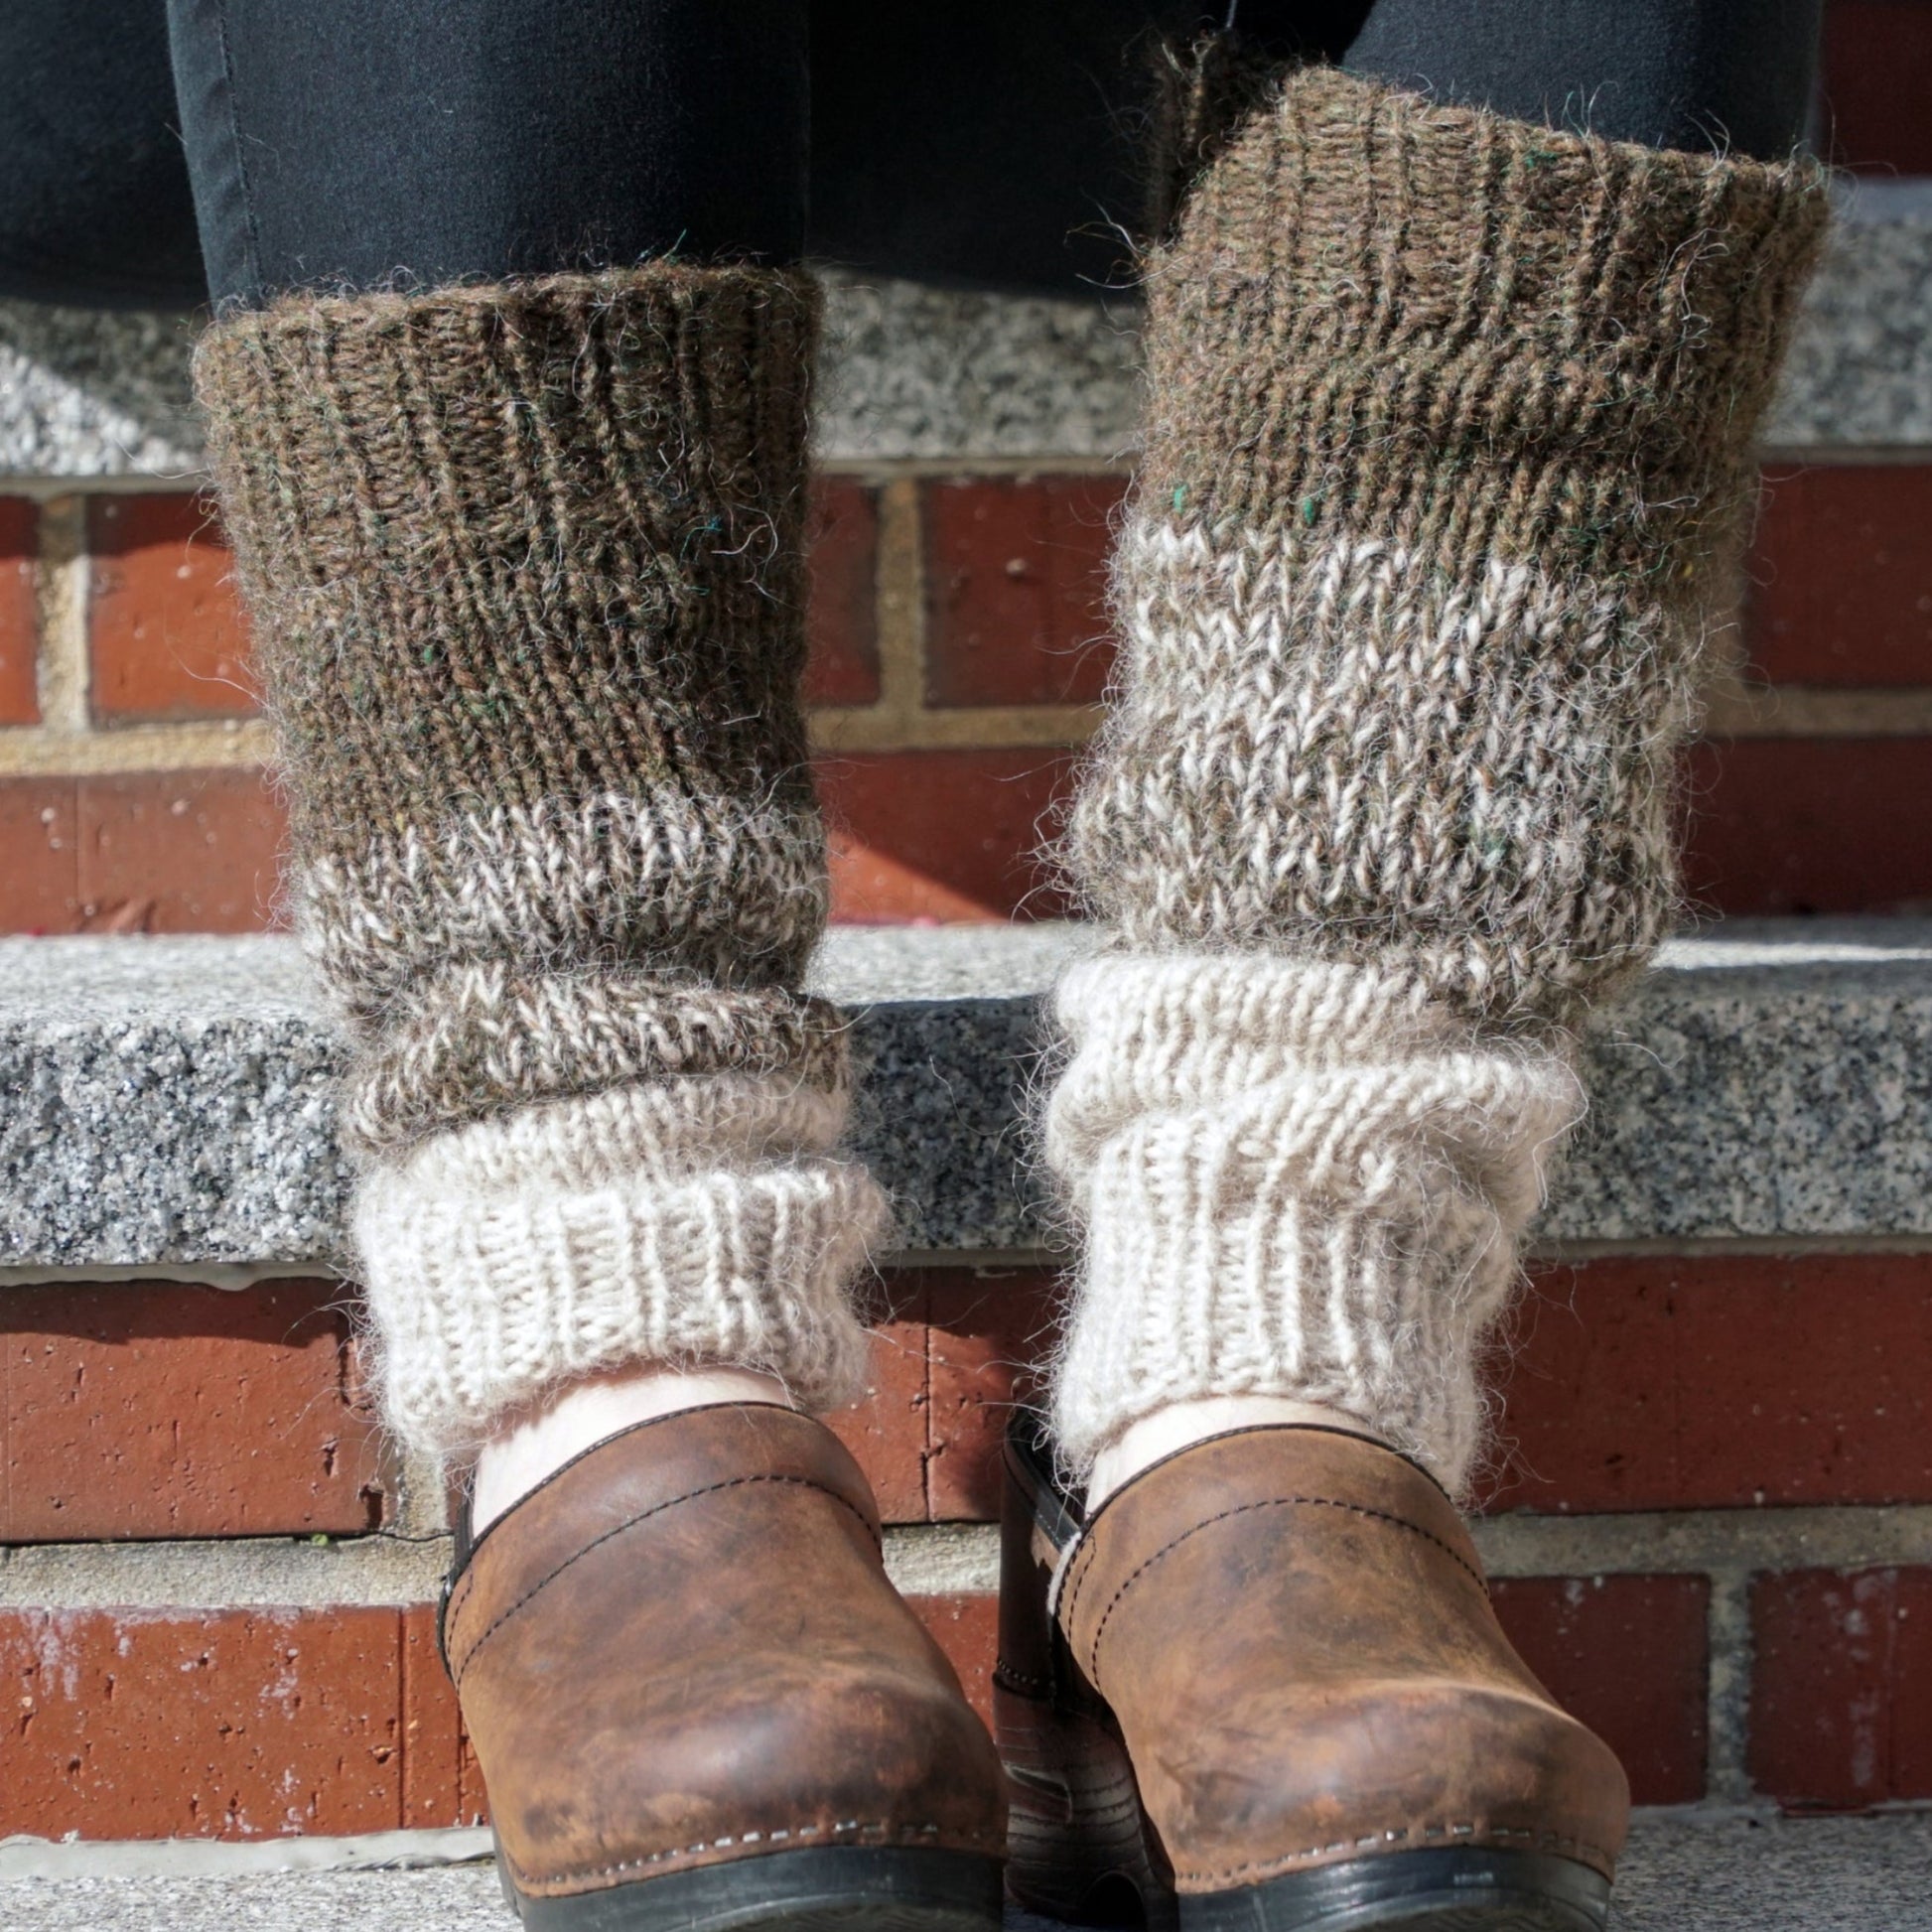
[352,1075,889,1458]
[1043,954,1581,1490]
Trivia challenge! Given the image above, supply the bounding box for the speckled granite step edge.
[3,193,1932,479]
[4,919,1932,1269]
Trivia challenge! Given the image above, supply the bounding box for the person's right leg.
[167,5,1005,1924]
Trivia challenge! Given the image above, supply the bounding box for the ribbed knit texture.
[196,267,886,1456]
[1047,65,1828,1487]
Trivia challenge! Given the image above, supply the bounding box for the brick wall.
[6,459,1932,931]
[9,1256,1932,1834]
[5,0,1932,1846]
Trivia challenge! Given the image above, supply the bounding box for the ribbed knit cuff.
[353,1077,890,1459]
[1043,954,1581,1491]
[1138,64,1828,576]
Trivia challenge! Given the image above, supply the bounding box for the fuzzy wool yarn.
[1047,65,1828,1488]
[196,267,886,1456]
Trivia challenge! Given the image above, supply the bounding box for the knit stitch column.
[1045,65,1828,1490]
[195,268,886,1458]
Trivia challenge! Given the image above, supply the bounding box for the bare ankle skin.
[471,1365,793,1531]
[1085,1394,1388,1508]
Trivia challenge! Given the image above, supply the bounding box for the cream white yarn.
[1046,507,1671,1490]
[1044,953,1582,1491]
[353,1075,888,1458]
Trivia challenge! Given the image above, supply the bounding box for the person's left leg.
[1011,5,1828,1927]
[1078,0,1830,1509]
[172,5,1006,1924]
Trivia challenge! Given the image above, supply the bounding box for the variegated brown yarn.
[198,267,830,1081]
[1071,63,1830,1031]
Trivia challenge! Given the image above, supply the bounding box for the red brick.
[0,776,79,931]
[0,1280,387,1541]
[1823,1,1932,176]
[1490,1256,1932,1515]
[1492,1577,1709,1807]
[1750,1568,1932,1809]
[1684,737,1932,915]
[818,749,1076,922]
[87,494,255,724]
[1748,467,1932,685]
[75,765,286,932]
[826,831,1012,924]
[805,479,881,708]
[925,1269,1060,1523]
[826,1279,931,1525]
[0,1606,477,1839]
[907,1592,1001,1729]
[400,1604,487,1828]
[924,477,1124,707]
[0,496,38,724]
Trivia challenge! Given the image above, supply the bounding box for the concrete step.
[5,919,1932,1270]
[2,189,1930,478]
[1,1812,1928,1930]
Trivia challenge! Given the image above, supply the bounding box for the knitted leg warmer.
[195,267,887,1459]
[1045,64,1828,1490]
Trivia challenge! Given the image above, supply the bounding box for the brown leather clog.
[997,1420,1628,1932]
[441,1401,1008,1931]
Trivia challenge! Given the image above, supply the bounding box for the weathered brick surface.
[1823,0,1932,176]
[0,1280,387,1541]
[11,1260,1923,1543]
[1749,467,1932,685]
[818,750,1075,921]
[0,495,39,725]
[1491,1576,1710,1808]
[87,494,255,723]
[925,1270,1058,1523]
[1750,1568,1932,1810]
[0,777,79,931]
[804,479,882,707]
[0,1575,1759,1835]
[31,737,1921,931]
[908,1592,1001,1729]
[1685,737,1932,915]
[825,827,1011,923]
[923,477,1123,707]
[0,1606,477,1840]
[1491,1256,1932,1515]
[399,1603,486,1829]
[0,1594,994,1839]
[74,766,286,932]
[44,740,1895,933]
[850,1258,1932,1526]
[826,1290,931,1525]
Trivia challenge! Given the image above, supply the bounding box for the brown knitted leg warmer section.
[195,267,887,1459]
[1045,64,1828,1490]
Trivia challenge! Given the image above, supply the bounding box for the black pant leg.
[1340,0,1823,160]
[165,0,810,310]
[0,0,203,309]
